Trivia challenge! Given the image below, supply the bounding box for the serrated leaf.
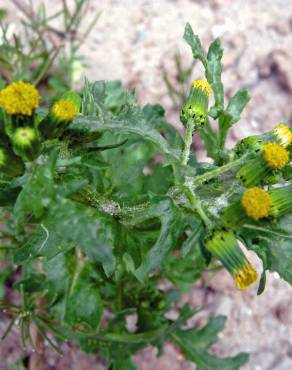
[65,261,103,330]
[81,78,106,117]
[14,198,116,275]
[104,80,135,111]
[226,88,250,124]
[206,38,224,110]
[0,268,12,299]
[13,273,47,293]
[108,356,137,370]
[218,88,250,148]
[0,180,21,207]
[163,218,205,289]
[242,213,292,285]
[171,316,249,370]
[43,251,71,295]
[101,136,155,202]
[183,23,207,67]
[142,104,184,150]
[69,107,181,162]
[14,150,58,221]
[181,219,204,257]
[132,196,184,281]
[143,163,173,196]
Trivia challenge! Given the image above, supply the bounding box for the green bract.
[0,23,291,370]
[11,127,41,161]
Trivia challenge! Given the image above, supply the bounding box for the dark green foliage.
[0,21,291,370]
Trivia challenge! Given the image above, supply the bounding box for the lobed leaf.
[183,23,207,68]
[171,316,249,370]
[206,38,224,109]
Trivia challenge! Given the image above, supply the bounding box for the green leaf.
[206,38,224,110]
[14,199,116,276]
[0,180,21,207]
[199,119,219,160]
[0,267,12,299]
[65,261,103,330]
[104,80,135,111]
[101,136,155,203]
[13,272,47,292]
[69,107,180,162]
[46,320,169,345]
[181,219,204,257]
[108,356,138,370]
[218,88,250,148]
[242,213,292,285]
[171,316,249,370]
[162,217,205,290]
[81,79,135,117]
[143,163,173,196]
[14,149,58,221]
[183,23,207,67]
[132,196,184,281]
[43,251,71,295]
[142,104,184,150]
[226,88,250,124]
[81,78,106,117]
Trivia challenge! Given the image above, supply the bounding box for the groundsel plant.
[0,23,292,370]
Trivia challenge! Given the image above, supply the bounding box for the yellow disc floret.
[273,123,292,148]
[241,187,272,220]
[192,79,211,97]
[263,142,289,169]
[234,263,258,290]
[52,99,78,121]
[0,81,40,115]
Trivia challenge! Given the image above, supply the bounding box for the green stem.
[218,115,232,151]
[181,119,195,165]
[193,155,247,186]
[183,186,211,228]
[117,281,123,311]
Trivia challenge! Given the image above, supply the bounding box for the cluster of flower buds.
[179,76,292,290]
[0,81,81,177]
[215,123,292,289]
[180,79,211,130]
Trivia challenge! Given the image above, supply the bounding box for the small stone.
[257,50,292,92]
[274,300,292,325]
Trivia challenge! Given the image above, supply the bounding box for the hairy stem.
[193,155,248,186]
[181,119,195,165]
[183,186,211,228]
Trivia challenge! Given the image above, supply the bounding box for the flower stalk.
[181,119,195,165]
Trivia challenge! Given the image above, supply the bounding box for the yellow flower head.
[0,81,40,115]
[263,142,289,169]
[52,99,79,121]
[192,79,211,97]
[234,263,258,290]
[273,123,292,148]
[205,228,258,290]
[241,187,272,220]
